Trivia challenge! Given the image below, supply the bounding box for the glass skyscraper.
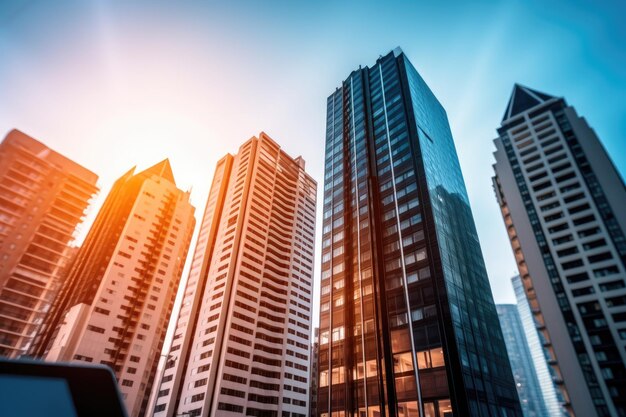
[496,304,549,417]
[317,48,521,417]
[511,275,565,417]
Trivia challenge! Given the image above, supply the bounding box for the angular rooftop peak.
[138,159,176,184]
[502,84,557,122]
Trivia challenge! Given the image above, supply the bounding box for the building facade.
[493,84,626,416]
[0,129,98,358]
[317,48,521,417]
[29,159,195,417]
[511,275,566,416]
[496,304,549,417]
[310,328,319,417]
[152,133,317,417]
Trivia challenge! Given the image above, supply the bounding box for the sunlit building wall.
[493,85,626,417]
[0,129,98,358]
[317,48,521,417]
[30,160,195,417]
[153,133,317,417]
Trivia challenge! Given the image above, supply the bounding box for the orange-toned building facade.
[0,129,98,358]
[30,159,195,417]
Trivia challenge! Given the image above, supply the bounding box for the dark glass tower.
[317,48,521,417]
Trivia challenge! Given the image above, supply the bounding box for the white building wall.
[153,134,316,417]
[45,170,195,417]
[494,96,626,417]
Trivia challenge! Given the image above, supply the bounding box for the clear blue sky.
[1,0,625,312]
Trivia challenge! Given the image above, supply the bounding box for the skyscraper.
[0,129,98,358]
[493,84,626,417]
[30,159,195,417]
[317,48,521,417]
[496,304,549,417]
[152,133,316,417]
[511,275,565,417]
[310,328,320,417]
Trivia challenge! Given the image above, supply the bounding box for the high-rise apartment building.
[493,84,626,417]
[317,48,521,417]
[496,304,549,417]
[511,275,565,417]
[29,159,195,417]
[152,133,316,417]
[0,129,98,358]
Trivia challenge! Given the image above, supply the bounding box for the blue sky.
[1,0,625,311]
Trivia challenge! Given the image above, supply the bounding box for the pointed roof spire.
[502,84,557,122]
[137,159,176,184]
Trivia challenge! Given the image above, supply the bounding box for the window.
[411,304,436,322]
[319,370,329,387]
[418,267,430,280]
[390,313,408,327]
[87,325,105,334]
[536,191,555,201]
[333,296,344,307]
[560,182,580,193]
[540,201,560,211]
[555,172,576,183]
[568,203,590,214]
[564,192,584,203]
[218,403,243,413]
[566,272,589,283]
[583,239,606,250]
[416,348,445,369]
[94,307,110,316]
[588,252,612,263]
[544,212,563,222]
[331,366,345,384]
[393,352,414,373]
[194,378,208,387]
[191,393,205,403]
[600,280,625,291]
[557,246,578,257]
[552,235,573,245]
[548,223,568,233]
[562,259,584,270]
[404,249,426,265]
[385,258,402,272]
[601,368,614,380]
[331,326,344,342]
[579,227,600,238]
[593,266,619,277]
[529,171,548,182]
